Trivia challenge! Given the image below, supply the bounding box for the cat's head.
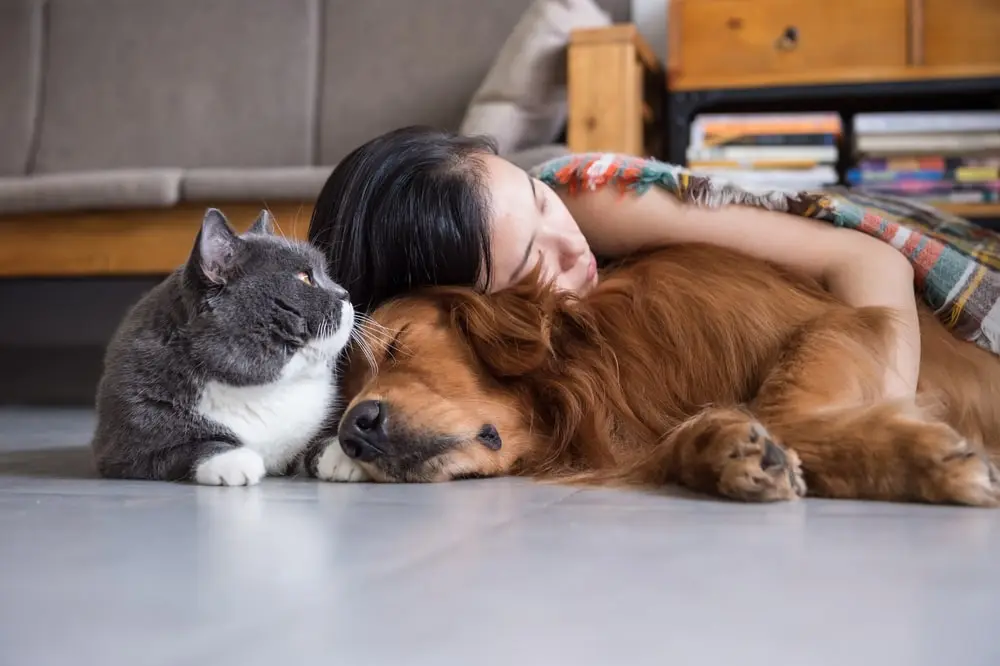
[181,208,355,385]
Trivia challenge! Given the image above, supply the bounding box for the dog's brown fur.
[338,244,1000,506]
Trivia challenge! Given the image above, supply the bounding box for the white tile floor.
[2,407,999,666]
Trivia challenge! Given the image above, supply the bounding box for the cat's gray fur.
[90,207,355,485]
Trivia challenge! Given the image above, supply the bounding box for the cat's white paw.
[316,438,370,482]
[195,448,267,486]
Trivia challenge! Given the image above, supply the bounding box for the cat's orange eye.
[296,271,314,286]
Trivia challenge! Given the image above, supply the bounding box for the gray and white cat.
[91,207,357,486]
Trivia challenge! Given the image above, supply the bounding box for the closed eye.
[384,324,410,364]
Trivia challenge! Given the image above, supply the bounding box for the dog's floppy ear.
[450,281,556,378]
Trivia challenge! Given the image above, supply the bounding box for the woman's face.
[482,154,599,296]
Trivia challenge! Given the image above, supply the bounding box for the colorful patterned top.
[530,152,1000,356]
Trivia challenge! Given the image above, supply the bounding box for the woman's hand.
[559,186,921,399]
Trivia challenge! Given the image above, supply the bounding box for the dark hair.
[308,126,499,313]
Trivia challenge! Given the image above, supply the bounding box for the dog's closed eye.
[384,324,410,364]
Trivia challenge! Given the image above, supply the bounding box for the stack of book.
[848,111,1000,205]
[685,112,842,193]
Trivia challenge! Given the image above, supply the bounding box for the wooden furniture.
[668,0,1000,91]
[0,204,314,278]
[565,4,1000,221]
[566,24,666,159]
[663,0,1000,221]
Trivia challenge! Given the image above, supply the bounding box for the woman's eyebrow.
[506,172,542,282]
[509,232,537,283]
[527,172,538,205]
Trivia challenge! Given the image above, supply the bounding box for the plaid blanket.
[531,153,1000,356]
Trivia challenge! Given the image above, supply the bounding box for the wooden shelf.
[567,24,665,158]
[670,63,1000,92]
[0,203,314,278]
[937,203,1000,219]
[572,24,660,73]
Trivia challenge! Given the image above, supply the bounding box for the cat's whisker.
[357,323,389,340]
[354,335,377,372]
[357,312,389,330]
[291,203,307,240]
[346,322,374,362]
[321,318,335,341]
[262,201,284,238]
[360,326,392,344]
[359,332,391,349]
[355,316,392,337]
[351,324,379,350]
[356,315,393,342]
[357,324,392,344]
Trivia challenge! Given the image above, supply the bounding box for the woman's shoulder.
[530,153,689,198]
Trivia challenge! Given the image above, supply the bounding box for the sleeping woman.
[308,126,927,401]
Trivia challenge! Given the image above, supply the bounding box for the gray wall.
[633,0,668,64]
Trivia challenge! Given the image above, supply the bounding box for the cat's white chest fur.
[196,352,335,473]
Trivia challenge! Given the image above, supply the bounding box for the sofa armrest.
[566,24,665,158]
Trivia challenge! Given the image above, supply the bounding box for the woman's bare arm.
[560,186,920,399]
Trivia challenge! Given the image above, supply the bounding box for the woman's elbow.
[830,233,914,287]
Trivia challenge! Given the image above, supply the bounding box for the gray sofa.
[1,0,629,216]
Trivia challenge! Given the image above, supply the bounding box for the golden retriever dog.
[332,244,1000,506]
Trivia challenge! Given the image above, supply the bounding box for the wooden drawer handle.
[775,26,799,51]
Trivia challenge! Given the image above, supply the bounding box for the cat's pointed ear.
[192,208,239,285]
[248,209,274,236]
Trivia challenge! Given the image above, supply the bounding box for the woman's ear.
[451,284,555,378]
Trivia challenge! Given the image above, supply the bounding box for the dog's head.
[336,277,580,483]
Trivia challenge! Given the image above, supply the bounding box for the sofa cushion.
[319,0,545,165]
[506,144,573,171]
[181,167,332,202]
[34,0,320,173]
[597,0,629,21]
[0,1,43,176]
[0,170,182,215]
[459,0,611,156]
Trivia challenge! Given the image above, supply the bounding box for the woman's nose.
[558,235,588,271]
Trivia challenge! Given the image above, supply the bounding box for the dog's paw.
[194,448,266,486]
[919,431,1000,507]
[674,409,805,503]
[316,438,371,482]
[716,423,806,502]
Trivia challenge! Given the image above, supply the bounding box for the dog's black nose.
[340,399,387,462]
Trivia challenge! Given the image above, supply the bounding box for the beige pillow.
[459,0,611,155]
